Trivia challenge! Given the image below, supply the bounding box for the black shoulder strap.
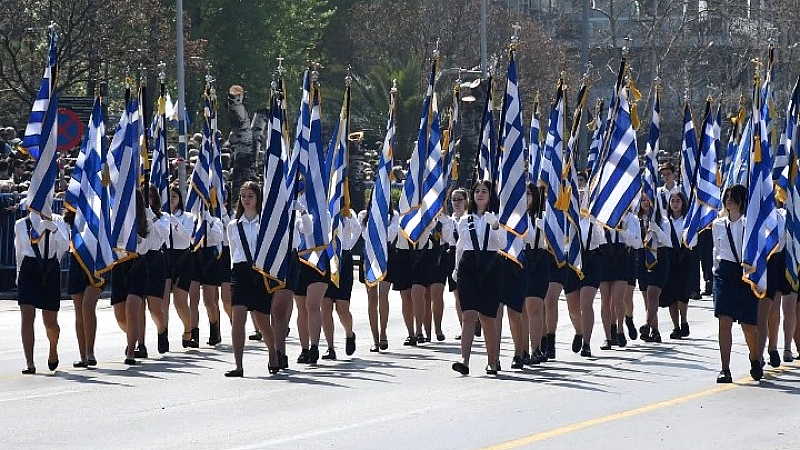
[669,219,680,248]
[25,218,49,259]
[237,221,254,265]
[586,222,594,249]
[725,222,740,265]
[468,215,481,251]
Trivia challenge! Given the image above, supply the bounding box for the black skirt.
[231,262,272,314]
[565,249,601,295]
[714,259,758,325]
[599,243,630,282]
[390,248,438,291]
[659,247,692,307]
[548,254,569,285]
[164,248,193,291]
[67,252,93,295]
[457,250,501,317]
[191,247,221,287]
[444,247,458,292]
[523,248,551,299]
[111,256,149,305]
[767,251,791,298]
[145,250,167,298]
[217,246,232,285]
[326,250,355,301]
[499,256,525,313]
[294,258,328,296]
[18,256,61,311]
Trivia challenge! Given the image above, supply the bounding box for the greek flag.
[209,92,227,220]
[187,87,216,250]
[65,96,114,285]
[684,100,721,248]
[363,88,396,287]
[588,82,641,230]
[478,78,497,184]
[400,59,444,245]
[565,82,589,278]
[253,85,292,292]
[586,101,604,176]
[497,50,528,265]
[641,89,661,269]
[400,61,436,217]
[541,81,567,266]
[680,103,699,201]
[743,75,780,298]
[22,26,59,218]
[107,91,141,257]
[150,84,170,213]
[326,86,350,288]
[528,101,543,184]
[298,74,331,274]
[785,76,800,291]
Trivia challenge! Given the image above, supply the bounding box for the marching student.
[161,186,195,349]
[426,212,454,343]
[217,198,234,326]
[765,200,790,367]
[321,208,361,360]
[225,181,278,377]
[713,184,762,383]
[393,218,435,347]
[188,206,225,348]
[656,161,679,218]
[110,189,150,365]
[15,210,69,373]
[451,180,505,376]
[638,194,672,343]
[622,206,644,342]
[662,191,692,339]
[358,202,398,352]
[446,188,469,339]
[522,182,550,364]
[597,211,638,350]
[136,186,170,356]
[64,209,102,368]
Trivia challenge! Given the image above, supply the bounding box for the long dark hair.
[148,185,162,219]
[135,189,149,238]
[526,182,544,220]
[235,181,262,219]
[468,179,497,214]
[723,184,748,216]
[169,185,184,214]
[668,191,689,219]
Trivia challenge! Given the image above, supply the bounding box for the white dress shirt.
[14,213,69,279]
[455,212,506,272]
[228,214,260,265]
[167,210,194,250]
[712,215,746,270]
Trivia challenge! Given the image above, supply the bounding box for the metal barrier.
[0,194,69,291]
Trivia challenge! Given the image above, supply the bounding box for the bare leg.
[172,287,191,341]
[230,305,247,371]
[756,298,771,359]
[188,280,201,331]
[507,308,525,356]
[72,294,86,361]
[459,310,478,365]
[544,282,561,334]
[411,284,426,338]
[423,286,433,339]
[646,286,661,332]
[612,280,627,331]
[322,298,335,349]
[367,285,379,345]
[378,281,390,341]
[202,285,221,325]
[124,295,142,360]
[305,282,327,347]
[400,289,414,338]
[454,290,463,329]
[20,305,36,369]
[295,295,309,350]
[271,289,293,355]
[783,293,797,354]
[252,311,277,368]
[81,286,100,361]
[526,297,544,352]
[565,291,582,335]
[580,287,597,345]
[599,282,613,340]
[146,296,166,333]
[220,282,232,324]
[480,312,499,368]
[718,315,733,370]
[768,294,782,352]
[430,283,445,338]
[161,279,173,327]
[42,310,60,365]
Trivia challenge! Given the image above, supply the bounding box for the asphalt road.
[1,282,799,450]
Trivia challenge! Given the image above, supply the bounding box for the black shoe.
[680,322,690,337]
[610,324,618,343]
[784,350,794,363]
[47,359,59,371]
[452,361,469,375]
[21,366,36,375]
[580,344,592,358]
[403,336,417,346]
[268,364,281,375]
[87,359,97,367]
[650,330,662,343]
[345,333,356,356]
[716,369,732,383]
[750,359,764,381]
[279,351,289,370]
[670,328,682,340]
[182,332,192,348]
[639,324,650,340]
[124,358,138,366]
[768,350,781,368]
[134,344,148,359]
[321,348,337,360]
[379,339,388,350]
[248,330,263,341]
[495,359,502,372]
[600,340,613,350]
[309,345,320,364]
[436,333,446,342]
[475,321,482,337]
[207,322,222,346]
[189,328,200,348]
[415,333,426,344]
[689,291,701,300]
[531,348,547,364]
[511,355,524,369]
[521,351,531,365]
[485,364,498,375]
[158,331,169,354]
[297,348,310,364]
[546,333,556,360]
[617,333,627,348]
[73,360,89,368]
[625,316,638,340]
[703,280,712,296]
[370,344,380,352]
[224,368,243,378]
[572,334,583,353]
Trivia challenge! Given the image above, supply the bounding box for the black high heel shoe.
[21,366,36,375]
[189,328,200,348]
[225,368,244,378]
[182,331,192,348]
[268,364,281,374]
[47,359,59,371]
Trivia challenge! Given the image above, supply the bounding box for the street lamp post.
[176,0,188,195]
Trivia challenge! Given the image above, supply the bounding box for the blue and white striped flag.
[150,84,170,213]
[326,85,350,288]
[400,58,444,245]
[541,81,567,266]
[254,84,292,292]
[684,100,721,248]
[680,103,699,201]
[588,81,641,230]
[641,89,661,269]
[586,101,604,176]
[497,49,527,265]
[187,86,215,250]
[22,26,59,218]
[564,82,589,278]
[528,100,543,184]
[298,74,331,274]
[363,87,396,287]
[107,91,141,258]
[399,61,436,217]
[65,95,114,284]
[784,76,800,291]
[478,78,497,184]
[743,73,780,298]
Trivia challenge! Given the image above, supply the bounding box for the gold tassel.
[554,183,571,211]
[631,103,640,130]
